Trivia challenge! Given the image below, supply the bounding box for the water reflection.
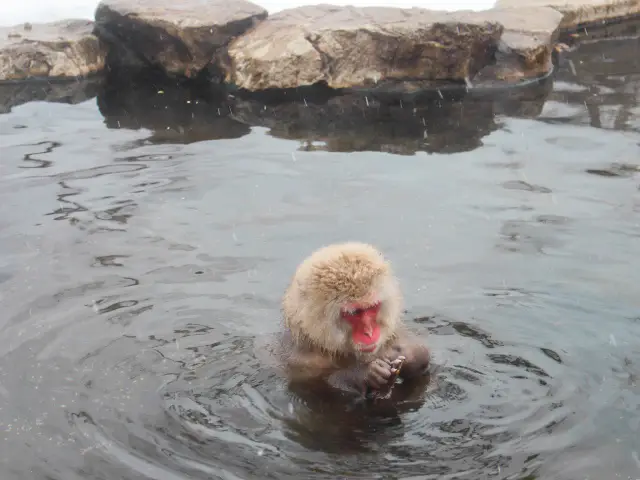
[586,162,640,177]
[49,180,88,221]
[96,77,552,155]
[20,140,60,168]
[544,37,640,133]
[0,77,102,114]
[96,73,251,144]
[230,93,502,155]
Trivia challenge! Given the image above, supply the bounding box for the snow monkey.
[280,242,430,397]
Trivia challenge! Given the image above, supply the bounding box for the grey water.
[1,37,639,480]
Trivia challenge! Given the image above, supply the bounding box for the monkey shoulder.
[275,329,343,381]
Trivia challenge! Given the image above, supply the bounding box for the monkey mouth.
[356,342,378,353]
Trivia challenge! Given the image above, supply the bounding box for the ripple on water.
[25,312,586,480]
[3,302,580,479]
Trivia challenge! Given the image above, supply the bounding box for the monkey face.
[340,300,382,353]
[283,242,403,356]
[311,261,402,356]
[337,276,401,356]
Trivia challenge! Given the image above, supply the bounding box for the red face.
[341,301,382,352]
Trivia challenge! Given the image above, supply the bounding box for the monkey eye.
[341,308,360,318]
[341,302,380,318]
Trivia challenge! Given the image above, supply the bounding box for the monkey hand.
[384,342,430,378]
[364,356,405,391]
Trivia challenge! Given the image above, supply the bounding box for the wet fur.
[279,242,429,395]
[283,243,401,357]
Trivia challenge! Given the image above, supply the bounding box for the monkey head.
[282,242,403,357]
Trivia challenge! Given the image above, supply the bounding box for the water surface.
[0,38,639,480]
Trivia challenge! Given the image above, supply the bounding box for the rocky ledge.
[224,5,564,92]
[1,0,639,96]
[0,19,105,82]
[496,0,640,31]
[94,0,267,78]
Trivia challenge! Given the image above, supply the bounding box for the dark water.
[1,37,640,480]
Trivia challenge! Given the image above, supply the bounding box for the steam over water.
[1,13,640,480]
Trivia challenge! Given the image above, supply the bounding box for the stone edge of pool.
[0,0,638,97]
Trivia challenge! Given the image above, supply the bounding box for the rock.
[225,4,564,92]
[495,0,640,31]
[94,0,268,78]
[225,5,504,91]
[0,20,106,82]
[473,6,564,85]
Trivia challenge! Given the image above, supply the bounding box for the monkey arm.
[284,348,367,396]
[326,366,369,395]
[278,330,335,381]
[282,342,370,396]
[398,343,430,378]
